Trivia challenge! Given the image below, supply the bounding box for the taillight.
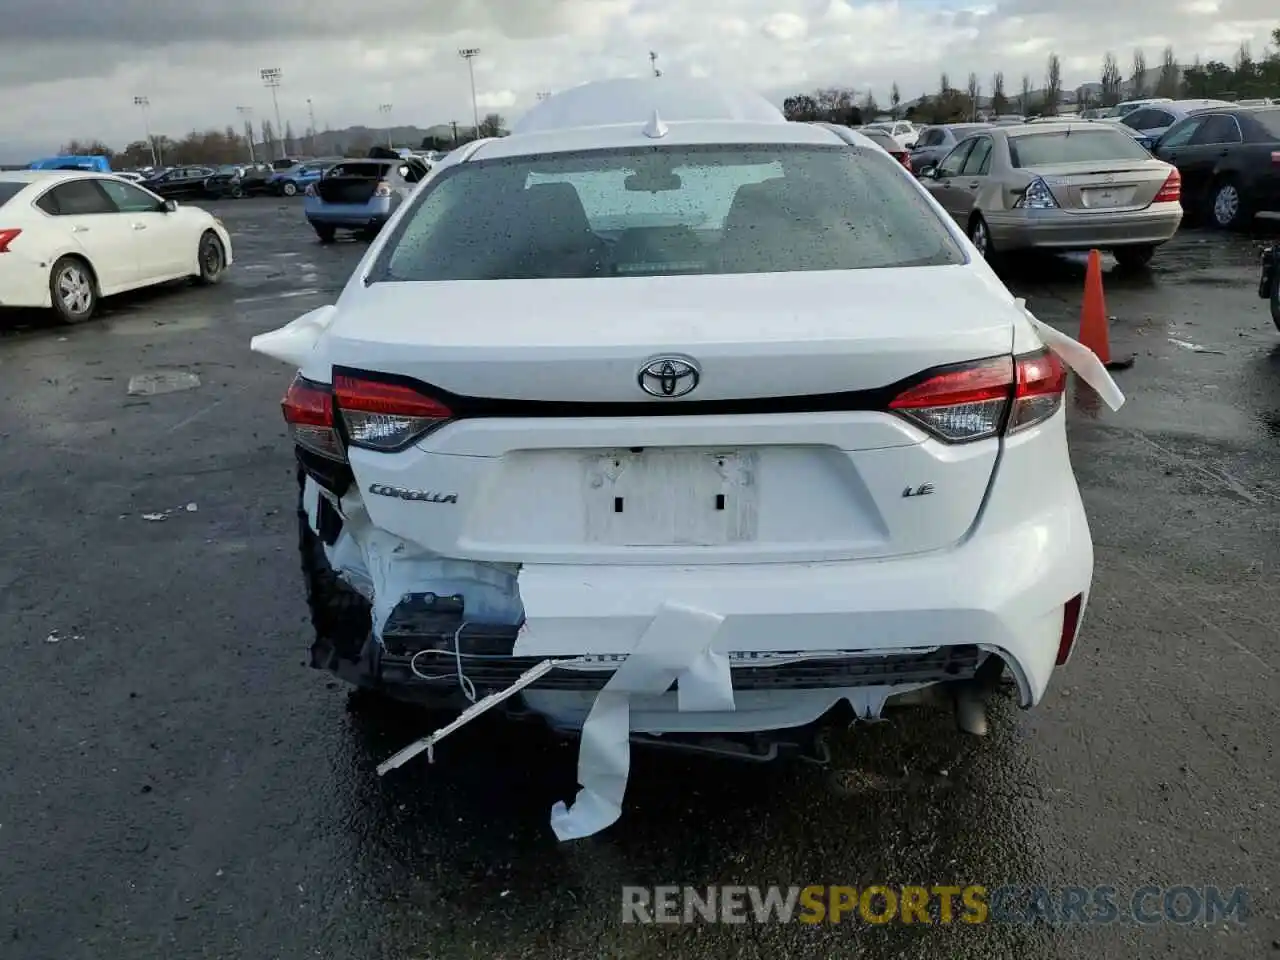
[0,228,21,253]
[281,374,345,461]
[902,154,912,173]
[1055,593,1084,665]
[1014,177,1058,209]
[888,348,1066,443]
[1009,348,1067,432]
[333,371,452,452]
[1270,151,1280,166]
[1153,168,1180,203]
[373,181,392,198]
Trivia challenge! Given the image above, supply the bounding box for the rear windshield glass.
[374,144,964,282]
[1252,109,1280,138]
[326,162,390,178]
[1009,129,1152,167]
[860,131,898,149]
[0,182,24,207]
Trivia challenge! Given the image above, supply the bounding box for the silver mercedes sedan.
[917,121,1183,269]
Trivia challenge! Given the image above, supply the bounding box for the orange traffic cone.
[1078,249,1134,371]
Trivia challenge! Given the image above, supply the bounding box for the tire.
[195,231,226,285]
[967,213,994,262]
[313,223,337,244]
[281,180,298,197]
[1207,178,1248,231]
[1113,244,1156,270]
[48,256,97,324]
[229,184,244,199]
[297,468,372,665]
[1270,265,1280,332]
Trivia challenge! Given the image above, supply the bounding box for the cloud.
[1,0,1277,160]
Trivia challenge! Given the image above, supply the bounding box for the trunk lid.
[316,161,390,204]
[327,268,1013,401]
[1029,159,1171,212]
[322,267,1020,566]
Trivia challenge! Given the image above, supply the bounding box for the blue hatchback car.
[302,156,427,242]
[269,161,334,196]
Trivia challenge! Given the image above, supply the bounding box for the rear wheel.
[313,223,337,244]
[967,214,994,262]
[298,469,373,666]
[49,256,97,324]
[1270,263,1280,332]
[1113,244,1155,270]
[281,180,298,197]
[1208,178,1248,230]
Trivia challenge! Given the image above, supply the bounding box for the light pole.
[306,98,317,154]
[458,48,481,136]
[134,96,159,167]
[260,67,284,158]
[649,51,661,77]
[236,106,255,162]
[378,103,393,148]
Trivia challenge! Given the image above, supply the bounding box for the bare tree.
[1020,73,1033,113]
[939,72,951,96]
[1130,49,1147,98]
[890,81,901,115]
[1043,53,1062,115]
[1156,45,1180,97]
[966,72,980,120]
[1100,52,1123,106]
[991,71,1008,115]
[860,90,879,118]
[478,113,505,137]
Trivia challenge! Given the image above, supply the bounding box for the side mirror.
[164,199,178,213]
[905,142,917,150]
[918,166,936,179]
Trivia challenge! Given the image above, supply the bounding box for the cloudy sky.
[1,0,1276,160]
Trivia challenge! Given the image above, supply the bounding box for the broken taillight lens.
[333,371,453,452]
[888,348,1065,443]
[281,374,345,461]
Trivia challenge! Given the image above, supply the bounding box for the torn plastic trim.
[322,489,524,640]
[249,304,339,368]
[1017,298,1125,411]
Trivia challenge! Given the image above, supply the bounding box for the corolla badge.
[638,356,701,398]
[368,483,457,504]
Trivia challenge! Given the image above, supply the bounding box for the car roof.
[0,170,110,185]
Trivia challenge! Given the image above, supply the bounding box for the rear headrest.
[521,182,592,238]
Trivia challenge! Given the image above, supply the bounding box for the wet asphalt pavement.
[1,198,1277,959]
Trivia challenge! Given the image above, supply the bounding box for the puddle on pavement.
[234,289,323,305]
[106,313,215,335]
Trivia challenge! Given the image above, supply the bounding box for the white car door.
[98,178,190,281]
[36,179,140,292]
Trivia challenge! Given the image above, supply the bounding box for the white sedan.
[253,77,1121,837]
[0,171,232,322]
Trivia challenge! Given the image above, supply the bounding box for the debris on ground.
[126,371,202,396]
[140,502,198,522]
[44,629,83,644]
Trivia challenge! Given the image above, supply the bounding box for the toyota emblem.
[638,356,701,398]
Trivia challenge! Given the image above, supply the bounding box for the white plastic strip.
[1017,298,1125,411]
[376,658,564,775]
[550,602,728,841]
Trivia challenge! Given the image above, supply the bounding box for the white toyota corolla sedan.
[253,78,1120,837]
[0,171,232,322]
